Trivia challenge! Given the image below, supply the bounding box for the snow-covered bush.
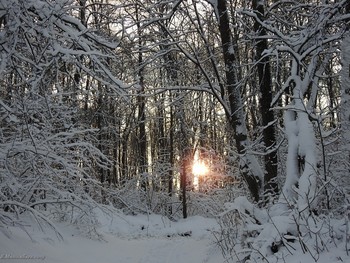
[0,81,109,233]
[0,0,124,236]
[214,191,350,263]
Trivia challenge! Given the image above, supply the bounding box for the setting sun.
[192,160,209,176]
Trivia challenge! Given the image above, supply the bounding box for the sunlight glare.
[192,160,209,176]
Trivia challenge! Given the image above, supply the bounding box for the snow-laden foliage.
[214,1,350,262]
[214,196,349,263]
[0,0,125,233]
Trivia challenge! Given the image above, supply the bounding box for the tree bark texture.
[216,0,262,202]
[252,0,278,200]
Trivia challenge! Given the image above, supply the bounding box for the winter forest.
[1,0,350,262]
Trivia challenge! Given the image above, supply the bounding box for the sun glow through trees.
[192,160,209,176]
[192,156,209,191]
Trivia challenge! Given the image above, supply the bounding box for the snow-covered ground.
[1,208,349,263]
[0,211,224,263]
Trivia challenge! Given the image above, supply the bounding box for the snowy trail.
[52,236,217,263]
[0,215,225,263]
[2,212,349,263]
[0,231,222,263]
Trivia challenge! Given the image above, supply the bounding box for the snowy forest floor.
[0,209,349,263]
[0,211,224,263]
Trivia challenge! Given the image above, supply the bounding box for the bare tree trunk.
[181,153,188,219]
[216,0,263,202]
[79,0,87,27]
[340,35,350,194]
[135,3,148,191]
[252,0,278,201]
[168,106,174,215]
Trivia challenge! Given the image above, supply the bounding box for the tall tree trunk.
[168,104,174,215]
[340,35,350,194]
[252,0,278,201]
[79,0,87,27]
[216,0,263,202]
[97,85,105,184]
[136,3,148,190]
[181,152,188,219]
